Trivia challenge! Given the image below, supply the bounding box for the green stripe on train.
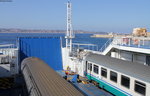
[86,74,128,96]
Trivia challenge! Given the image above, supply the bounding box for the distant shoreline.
[91,34,114,38]
[0,28,108,34]
[0,32,94,34]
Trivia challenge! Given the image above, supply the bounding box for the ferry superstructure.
[61,35,150,96]
[100,36,150,65]
[61,2,150,95]
[61,6,150,95]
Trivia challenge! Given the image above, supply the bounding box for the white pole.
[65,1,74,54]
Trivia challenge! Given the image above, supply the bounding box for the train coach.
[84,53,150,96]
[21,57,84,96]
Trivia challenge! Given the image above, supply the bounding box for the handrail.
[71,36,150,54]
[99,38,113,52]
[72,43,98,51]
[112,36,150,49]
[0,44,14,47]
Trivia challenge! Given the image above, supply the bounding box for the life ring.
[134,39,139,45]
[123,38,129,44]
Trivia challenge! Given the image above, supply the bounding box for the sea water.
[0,33,108,50]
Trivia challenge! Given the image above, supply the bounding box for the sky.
[0,0,150,33]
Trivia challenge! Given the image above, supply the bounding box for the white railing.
[70,36,150,54]
[72,43,99,51]
[71,38,113,53]
[0,44,15,48]
[99,38,113,52]
[112,36,150,49]
[0,44,17,64]
[98,36,150,53]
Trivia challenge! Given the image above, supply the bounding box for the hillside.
[0,28,107,34]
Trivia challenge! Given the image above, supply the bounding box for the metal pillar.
[65,1,75,53]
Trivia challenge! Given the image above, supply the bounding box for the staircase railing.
[99,38,113,52]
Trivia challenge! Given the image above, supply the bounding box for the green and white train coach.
[84,53,150,96]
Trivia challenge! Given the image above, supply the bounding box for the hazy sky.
[0,0,150,33]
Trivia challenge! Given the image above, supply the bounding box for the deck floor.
[74,83,113,96]
[57,70,113,96]
[0,64,11,77]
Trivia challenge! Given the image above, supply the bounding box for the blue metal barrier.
[19,37,63,70]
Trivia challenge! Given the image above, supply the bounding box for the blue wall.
[19,37,63,70]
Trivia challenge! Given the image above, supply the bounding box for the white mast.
[65,1,74,53]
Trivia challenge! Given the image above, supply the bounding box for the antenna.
[65,1,74,53]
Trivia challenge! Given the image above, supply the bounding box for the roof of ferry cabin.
[86,53,150,83]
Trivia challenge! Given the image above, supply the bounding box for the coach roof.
[86,53,150,83]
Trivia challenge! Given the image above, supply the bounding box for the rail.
[70,36,150,54]
[72,43,99,51]
[99,36,150,53]
[112,36,150,49]
[99,38,113,52]
[0,44,15,48]
[0,44,17,65]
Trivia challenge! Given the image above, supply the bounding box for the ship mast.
[65,1,74,53]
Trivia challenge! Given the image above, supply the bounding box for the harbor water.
[0,33,108,50]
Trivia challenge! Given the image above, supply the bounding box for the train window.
[121,75,130,88]
[94,65,99,74]
[110,71,117,83]
[101,68,107,78]
[134,81,146,95]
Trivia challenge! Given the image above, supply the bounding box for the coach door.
[146,55,150,66]
[85,61,88,76]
